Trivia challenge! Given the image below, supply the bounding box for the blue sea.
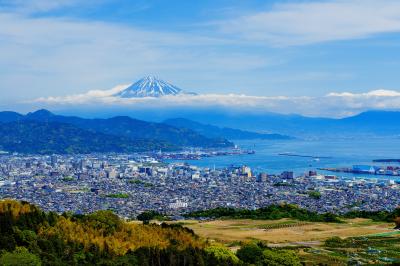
[171,137,400,180]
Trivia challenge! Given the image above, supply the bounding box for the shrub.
[262,249,301,266]
[0,247,41,266]
[236,242,263,264]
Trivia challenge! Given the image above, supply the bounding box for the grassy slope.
[171,218,395,244]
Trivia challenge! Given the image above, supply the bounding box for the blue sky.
[1,0,400,116]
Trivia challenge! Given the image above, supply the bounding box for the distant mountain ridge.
[23,110,232,148]
[114,76,195,98]
[160,110,400,137]
[164,118,293,140]
[0,120,175,154]
[0,110,233,154]
[0,111,23,123]
[1,109,398,155]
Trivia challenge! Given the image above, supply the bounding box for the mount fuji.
[114,76,196,98]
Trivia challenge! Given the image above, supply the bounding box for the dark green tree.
[137,211,160,224]
[236,243,263,264]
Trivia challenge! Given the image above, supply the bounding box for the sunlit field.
[172,218,396,244]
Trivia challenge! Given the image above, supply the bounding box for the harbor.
[151,147,256,161]
[319,164,400,177]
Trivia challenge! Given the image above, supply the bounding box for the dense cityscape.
[1,151,400,219]
[3,1,400,265]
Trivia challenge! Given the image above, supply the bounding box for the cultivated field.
[173,218,396,245]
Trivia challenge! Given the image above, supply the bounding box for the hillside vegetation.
[0,121,175,154]
[0,200,303,266]
[184,204,342,222]
[0,110,233,154]
[185,204,400,223]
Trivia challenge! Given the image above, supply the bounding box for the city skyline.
[2,2,400,265]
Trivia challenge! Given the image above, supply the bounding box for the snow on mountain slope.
[114,76,195,98]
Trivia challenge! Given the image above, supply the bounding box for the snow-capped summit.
[114,76,194,98]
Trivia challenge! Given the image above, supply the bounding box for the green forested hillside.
[184,204,342,222]
[0,121,175,154]
[0,110,233,150]
[185,204,400,223]
[0,200,307,265]
[0,200,239,265]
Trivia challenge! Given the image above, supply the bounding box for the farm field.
[170,218,400,265]
[172,218,396,245]
[300,234,400,265]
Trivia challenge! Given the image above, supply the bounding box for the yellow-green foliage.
[262,249,302,266]
[37,214,205,256]
[0,199,42,219]
[0,199,205,257]
[204,244,239,264]
[0,247,42,266]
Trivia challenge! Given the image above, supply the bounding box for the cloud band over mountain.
[30,87,400,118]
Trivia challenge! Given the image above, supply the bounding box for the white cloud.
[31,84,131,104]
[217,0,400,46]
[29,86,400,117]
[0,11,269,101]
[2,0,399,111]
[327,89,400,97]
